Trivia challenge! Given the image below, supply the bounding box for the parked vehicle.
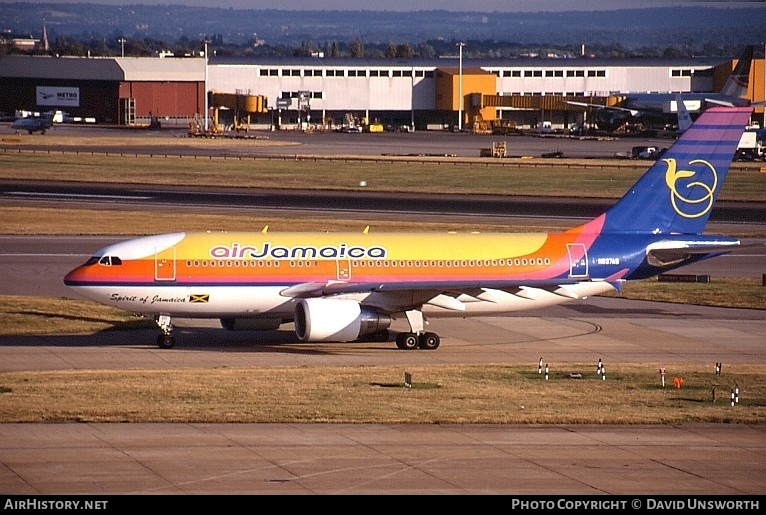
[734,129,765,161]
[631,146,666,160]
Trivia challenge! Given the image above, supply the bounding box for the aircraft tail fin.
[601,106,752,235]
[675,94,693,133]
[720,45,753,99]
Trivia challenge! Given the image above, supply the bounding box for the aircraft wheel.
[419,332,440,350]
[157,334,175,349]
[396,332,419,350]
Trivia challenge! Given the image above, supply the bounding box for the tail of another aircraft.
[600,106,752,235]
[720,45,753,99]
[675,94,693,133]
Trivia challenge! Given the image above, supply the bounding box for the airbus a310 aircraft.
[65,107,753,350]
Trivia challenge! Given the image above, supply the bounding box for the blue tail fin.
[602,106,752,235]
[720,45,753,99]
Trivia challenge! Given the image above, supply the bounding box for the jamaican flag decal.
[190,293,210,303]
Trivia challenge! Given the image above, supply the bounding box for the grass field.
[2,146,766,200]
[2,363,764,424]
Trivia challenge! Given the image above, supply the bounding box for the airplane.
[64,106,754,350]
[568,45,755,132]
[10,110,59,134]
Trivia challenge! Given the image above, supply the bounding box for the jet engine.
[294,298,391,342]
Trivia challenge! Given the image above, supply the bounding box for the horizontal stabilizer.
[646,238,741,267]
[647,238,741,253]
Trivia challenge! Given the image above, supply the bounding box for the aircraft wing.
[280,276,593,298]
[704,98,738,108]
[279,276,625,313]
[566,101,640,116]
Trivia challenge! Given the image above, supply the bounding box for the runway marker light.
[544,364,549,381]
[404,371,412,388]
[716,362,722,375]
[538,357,543,374]
[712,384,718,403]
[735,384,739,404]
[660,368,666,388]
[731,389,735,407]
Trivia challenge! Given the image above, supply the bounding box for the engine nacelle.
[220,317,284,331]
[294,298,391,342]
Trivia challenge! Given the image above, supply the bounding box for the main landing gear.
[155,314,175,349]
[395,309,440,350]
[395,331,440,350]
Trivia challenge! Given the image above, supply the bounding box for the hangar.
[0,55,205,125]
[0,53,762,132]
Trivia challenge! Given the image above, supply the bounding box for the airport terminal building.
[0,53,763,132]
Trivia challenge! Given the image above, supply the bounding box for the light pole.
[118,37,125,57]
[203,39,210,132]
[457,42,465,131]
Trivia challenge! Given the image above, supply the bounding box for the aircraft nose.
[63,266,86,286]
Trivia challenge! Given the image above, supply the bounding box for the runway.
[3,423,765,495]
[1,130,765,495]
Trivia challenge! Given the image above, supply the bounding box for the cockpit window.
[84,257,99,266]
[97,256,123,266]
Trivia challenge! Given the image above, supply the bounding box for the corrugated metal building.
[0,55,204,124]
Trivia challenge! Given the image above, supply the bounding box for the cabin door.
[155,246,177,281]
[336,259,351,281]
[566,243,588,278]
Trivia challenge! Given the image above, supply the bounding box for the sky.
[14,1,766,11]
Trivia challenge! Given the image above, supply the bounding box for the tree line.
[0,32,748,60]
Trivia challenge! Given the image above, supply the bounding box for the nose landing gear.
[155,314,175,349]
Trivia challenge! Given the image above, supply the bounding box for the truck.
[630,145,666,160]
[734,130,765,161]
